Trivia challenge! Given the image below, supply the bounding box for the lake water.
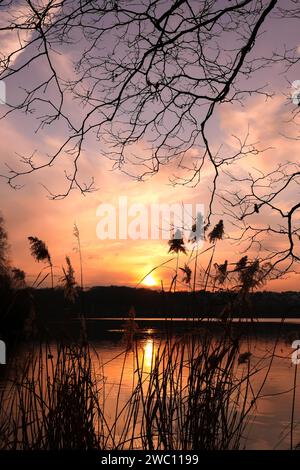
[2,317,300,450]
[85,317,300,450]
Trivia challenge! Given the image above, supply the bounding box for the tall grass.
[0,216,293,450]
[0,328,264,450]
[0,343,107,449]
[119,331,258,450]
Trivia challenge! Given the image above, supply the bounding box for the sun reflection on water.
[143,337,154,370]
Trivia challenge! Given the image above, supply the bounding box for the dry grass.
[0,327,263,450]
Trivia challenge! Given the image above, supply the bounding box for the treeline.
[34,286,300,320]
[0,213,34,348]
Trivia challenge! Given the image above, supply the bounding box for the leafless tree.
[220,161,300,273]
[0,0,299,274]
[0,0,278,201]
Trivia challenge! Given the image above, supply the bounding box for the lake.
[1,317,300,450]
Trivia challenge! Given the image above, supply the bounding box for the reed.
[0,342,108,449]
[0,216,290,451]
[116,329,260,450]
[0,328,262,450]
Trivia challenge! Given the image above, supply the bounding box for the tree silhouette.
[0,0,278,209]
[0,0,299,275]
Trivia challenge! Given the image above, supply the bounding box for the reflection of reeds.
[123,306,139,350]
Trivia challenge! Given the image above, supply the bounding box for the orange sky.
[0,4,299,291]
[1,95,299,291]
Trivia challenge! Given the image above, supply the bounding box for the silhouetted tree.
[0,0,299,279]
[0,0,278,211]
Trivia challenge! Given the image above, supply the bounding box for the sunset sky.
[0,1,299,291]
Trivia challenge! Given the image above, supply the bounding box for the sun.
[142,274,157,287]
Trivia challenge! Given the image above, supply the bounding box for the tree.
[0,0,277,205]
[0,0,299,275]
[220,162,300,273]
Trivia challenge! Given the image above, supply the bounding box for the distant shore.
[34,286,300,320]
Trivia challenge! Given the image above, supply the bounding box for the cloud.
[219,94,299,171]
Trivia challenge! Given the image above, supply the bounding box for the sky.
[0,0,300,291]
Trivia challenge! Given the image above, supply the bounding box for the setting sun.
[2,1,300,459]
[142,274,157,287]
